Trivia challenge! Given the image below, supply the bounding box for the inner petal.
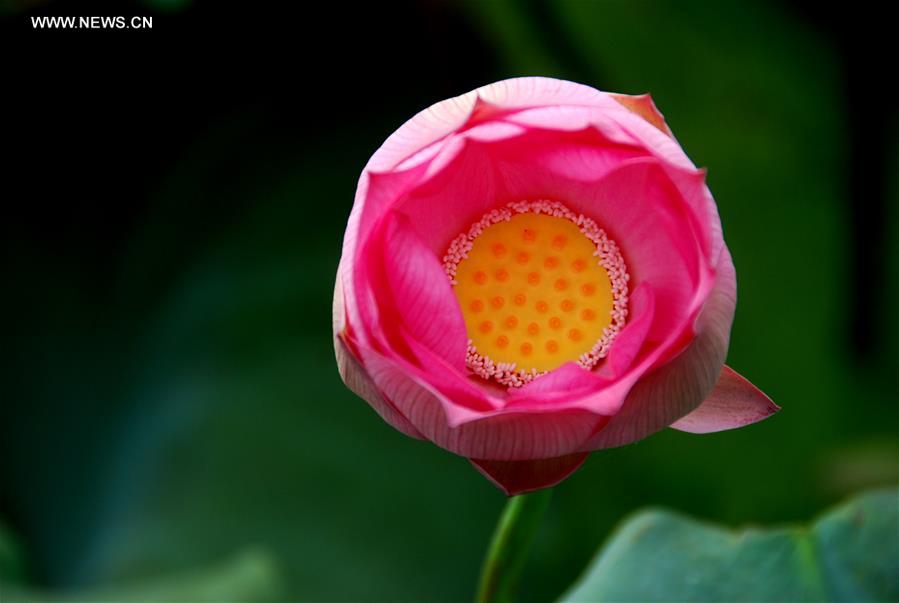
[444,201,629,387]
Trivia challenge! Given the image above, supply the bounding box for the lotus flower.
[333,77,778,495]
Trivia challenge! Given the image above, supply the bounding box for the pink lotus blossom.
[333,77,778,495]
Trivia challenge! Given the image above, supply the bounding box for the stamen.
[444,200,630,388]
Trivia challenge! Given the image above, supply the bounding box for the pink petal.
[492,123,646,182]
[349,337,606,460]
[596,282,656,379]
[435,404,605,461]
[610,93,674,137]
[503,105,638,147]
[354,164,432,276]
[340,162,432,349]
[368,76,621,173]
[508,362,601,401]
[475,77,622,112]
[470,452,591,496]
[397,328,500,415]
[506,283,656,414]
[602,104,728,278]
[333,280,423,440]
[396,126,647,259]
[498,98,693,176]
[334,336,425,440]
[343,207,498,418]
[359,341,487,426]
[349,77,638,260]
[658,162,724,268]
[366,91,477,173]
[499,95,725,276]
[379,133,715,416]
[498,153,713,347]
[461,120,528,143]
[670,365,779,433]
[471,105,722,303]
[605,99,696,172]
[397,139,503,256]
[339,88,483,347]
[584,245,738,450]
[380,212,469,370]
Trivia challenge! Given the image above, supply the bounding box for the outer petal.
[475,77,623,114]
[670,366,779,433]
[350,339,607,460]
[584,246,738,450]
[470,452,592,496]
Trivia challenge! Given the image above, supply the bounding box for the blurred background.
[1,1,897,601]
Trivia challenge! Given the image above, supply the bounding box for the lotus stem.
[474,489,553,603]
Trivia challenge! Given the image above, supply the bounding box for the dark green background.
[2,1,897,601]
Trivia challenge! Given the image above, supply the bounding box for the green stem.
[474,489,553,603]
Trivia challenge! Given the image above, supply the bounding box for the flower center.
[444,201,629,387]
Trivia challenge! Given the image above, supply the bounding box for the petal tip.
[610,92,674,137]
[670,365,779,434]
